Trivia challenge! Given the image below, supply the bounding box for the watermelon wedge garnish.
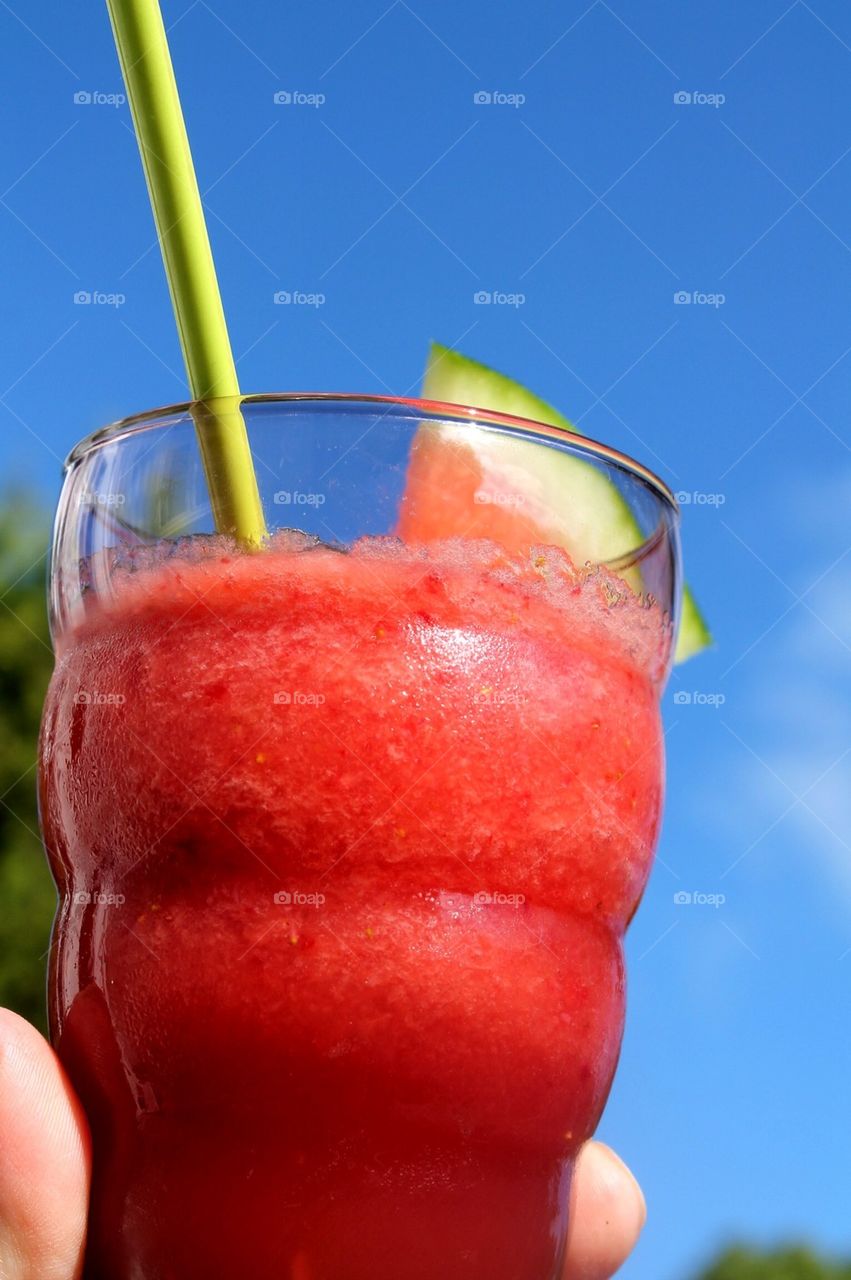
[398,343,710,664]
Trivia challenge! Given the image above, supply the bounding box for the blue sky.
[2,1,851,1276]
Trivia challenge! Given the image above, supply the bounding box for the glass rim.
[65,391,680,516]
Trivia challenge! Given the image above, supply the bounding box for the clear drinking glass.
[39,394,681,1280]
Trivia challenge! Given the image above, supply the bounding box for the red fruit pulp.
[40,536,664,1280]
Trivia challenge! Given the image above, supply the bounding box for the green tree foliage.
[0,498,55,1031]
[698,1246,851,1279]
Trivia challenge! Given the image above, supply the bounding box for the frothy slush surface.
[41,535,664,1280]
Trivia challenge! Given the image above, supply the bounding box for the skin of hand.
[0,1007,645,1280]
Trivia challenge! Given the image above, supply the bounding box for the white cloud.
[724,564,851,897]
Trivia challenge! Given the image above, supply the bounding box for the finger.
[563,1141,647,1279]
[0,1008,90,1280]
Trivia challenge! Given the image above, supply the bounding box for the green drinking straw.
[106,0,267,547]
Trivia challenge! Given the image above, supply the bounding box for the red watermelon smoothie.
[40,532,665,1280]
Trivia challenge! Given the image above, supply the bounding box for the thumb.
[0,1008,90,1280]
[564,1141,647,1279]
